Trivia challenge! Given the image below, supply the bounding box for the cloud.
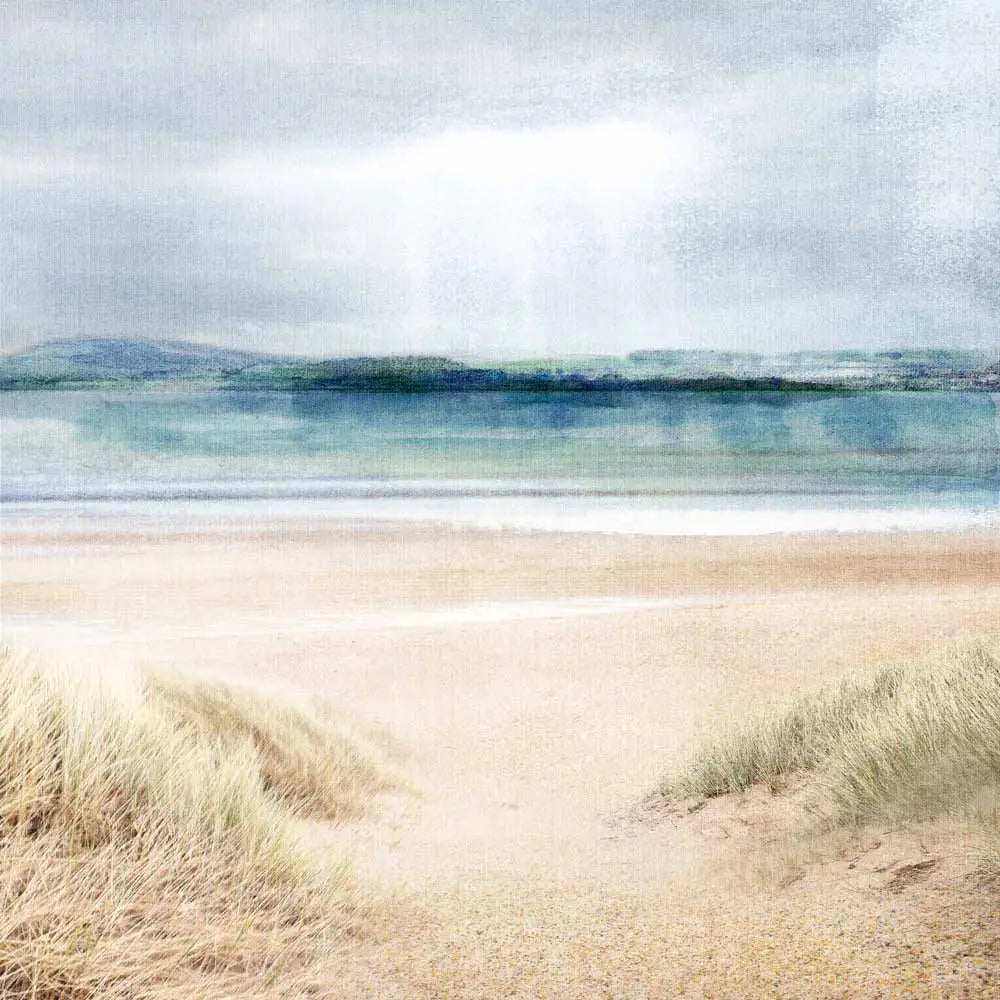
[0,0,996,355]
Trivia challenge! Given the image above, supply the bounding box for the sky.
[2,1,998,358]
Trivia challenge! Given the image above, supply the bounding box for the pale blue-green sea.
[2,388,998,534]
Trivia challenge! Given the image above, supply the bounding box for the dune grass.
[0,650,382,999]
[145,671,386,821]
[661,640,1000,869]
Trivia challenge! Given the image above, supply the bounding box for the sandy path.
[3,525,1000,997]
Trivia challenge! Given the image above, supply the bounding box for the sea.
[2,387,998,536]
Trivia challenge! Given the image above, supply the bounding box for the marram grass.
[145,670,386,821]
[662,640,1000,869]
[0,649,382,999]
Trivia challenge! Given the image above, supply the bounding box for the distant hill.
[221,356,848,393]
[0,338,285,386]
[626,348,1000,384]
[2,338,998,391]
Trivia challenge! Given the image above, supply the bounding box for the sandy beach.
[3,523,999,997]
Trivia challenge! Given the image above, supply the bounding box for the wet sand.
[3,523,999,997]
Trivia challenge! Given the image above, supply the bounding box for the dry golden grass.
[145,671,386,821]
[661,639,1000,869]
[0,649,382,999]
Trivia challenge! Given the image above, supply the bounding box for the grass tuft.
[662,640,1000,867]
[145,671,386,821]
[0,649,380,999]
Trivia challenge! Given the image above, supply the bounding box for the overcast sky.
[2,1,997,357]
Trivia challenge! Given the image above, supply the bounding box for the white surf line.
[0,593,751,645]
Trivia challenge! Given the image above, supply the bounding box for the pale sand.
[3,524,1000,997]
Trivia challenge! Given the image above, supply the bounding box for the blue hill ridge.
[1,338,998,391]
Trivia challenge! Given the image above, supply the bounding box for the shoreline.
[2,488,998,542]
[4,506,999,544]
